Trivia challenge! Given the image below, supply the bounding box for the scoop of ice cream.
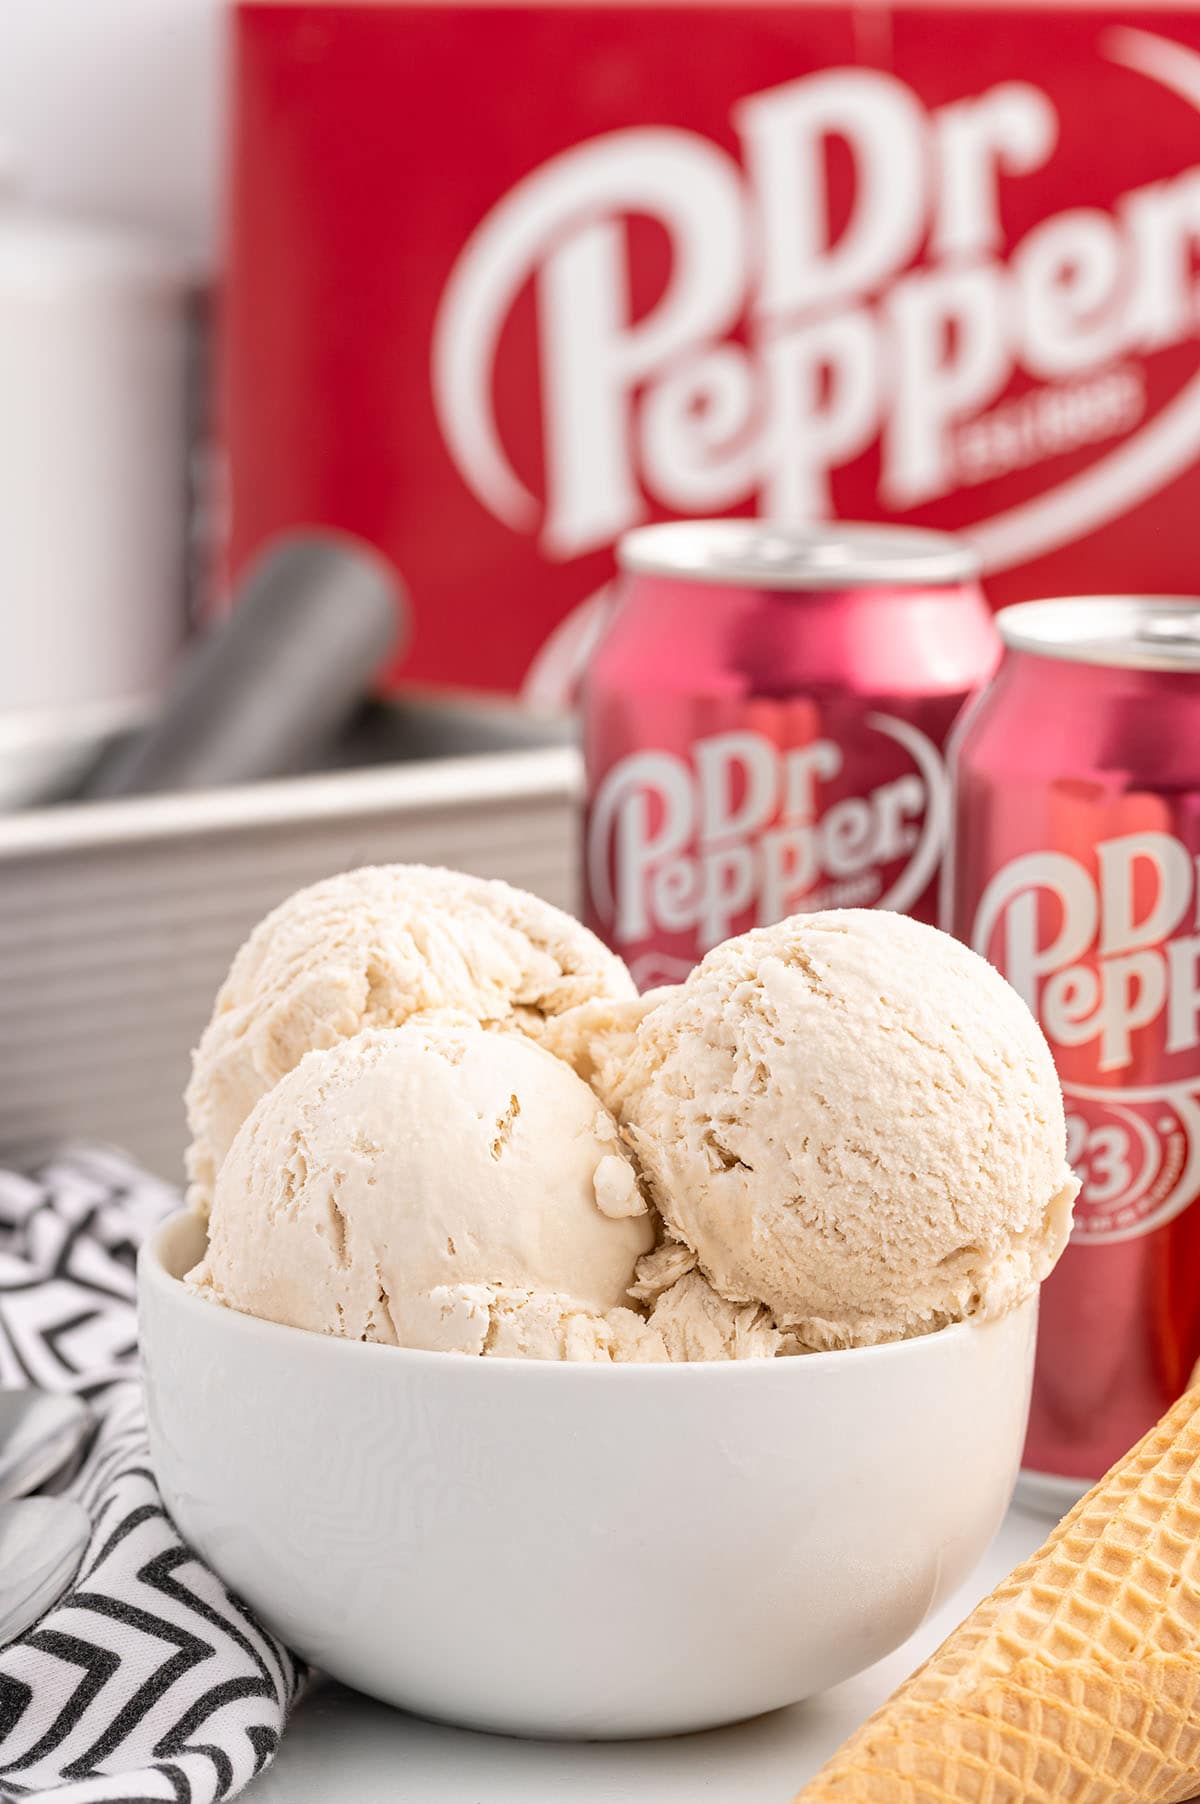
[186,864,635,1215]
[189,1015,656,1349]
[616,909,1079,1349]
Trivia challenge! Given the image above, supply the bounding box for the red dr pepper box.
[224,1,1200,702]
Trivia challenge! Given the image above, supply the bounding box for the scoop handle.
[83,532,405,797]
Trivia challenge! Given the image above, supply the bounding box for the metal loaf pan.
[0,702,580,1180]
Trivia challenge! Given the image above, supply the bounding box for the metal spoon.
[0,1391,92,1503]
[0,1496,90,1646]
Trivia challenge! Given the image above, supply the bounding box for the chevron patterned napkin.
[0,1148,303,1803]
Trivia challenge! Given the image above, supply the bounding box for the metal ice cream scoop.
[81,530,406,798]
[0,1390,94,1646]
[0,1389,92,1503]
[0,1497,90,1646]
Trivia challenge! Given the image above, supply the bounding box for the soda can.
[582,520,997,987]
[943,596,1200,1506]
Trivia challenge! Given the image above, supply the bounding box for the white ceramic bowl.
[140,1213,1036,1740]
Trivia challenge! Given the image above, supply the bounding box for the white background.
[0,0,222,258]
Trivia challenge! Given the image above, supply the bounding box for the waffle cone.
[796,1386,1200,1803]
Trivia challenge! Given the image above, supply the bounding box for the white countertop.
[247,1501,1052,1804]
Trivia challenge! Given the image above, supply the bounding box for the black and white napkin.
[0,1148,303,1803]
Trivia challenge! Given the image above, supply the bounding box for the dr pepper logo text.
[434,28,1200,576]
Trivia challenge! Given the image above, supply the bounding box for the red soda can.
[944,596,1200,1503]
[583,520,998,987]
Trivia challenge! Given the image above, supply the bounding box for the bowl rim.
[140,1208,1036,1381]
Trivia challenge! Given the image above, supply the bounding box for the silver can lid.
[997,597,1200,672]
[616,520,980,590]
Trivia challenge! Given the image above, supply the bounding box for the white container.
[141,1210,1038,1740]
[0,206,191,717]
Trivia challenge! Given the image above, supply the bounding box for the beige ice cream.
[613,909,1079,1351]
[394,1284,666,1361]
[540,987,680,1117]
[186,864,634,1216]
[632,1247,785,1361]
[186,867,1078,1365]
[188,1014,658,1360]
